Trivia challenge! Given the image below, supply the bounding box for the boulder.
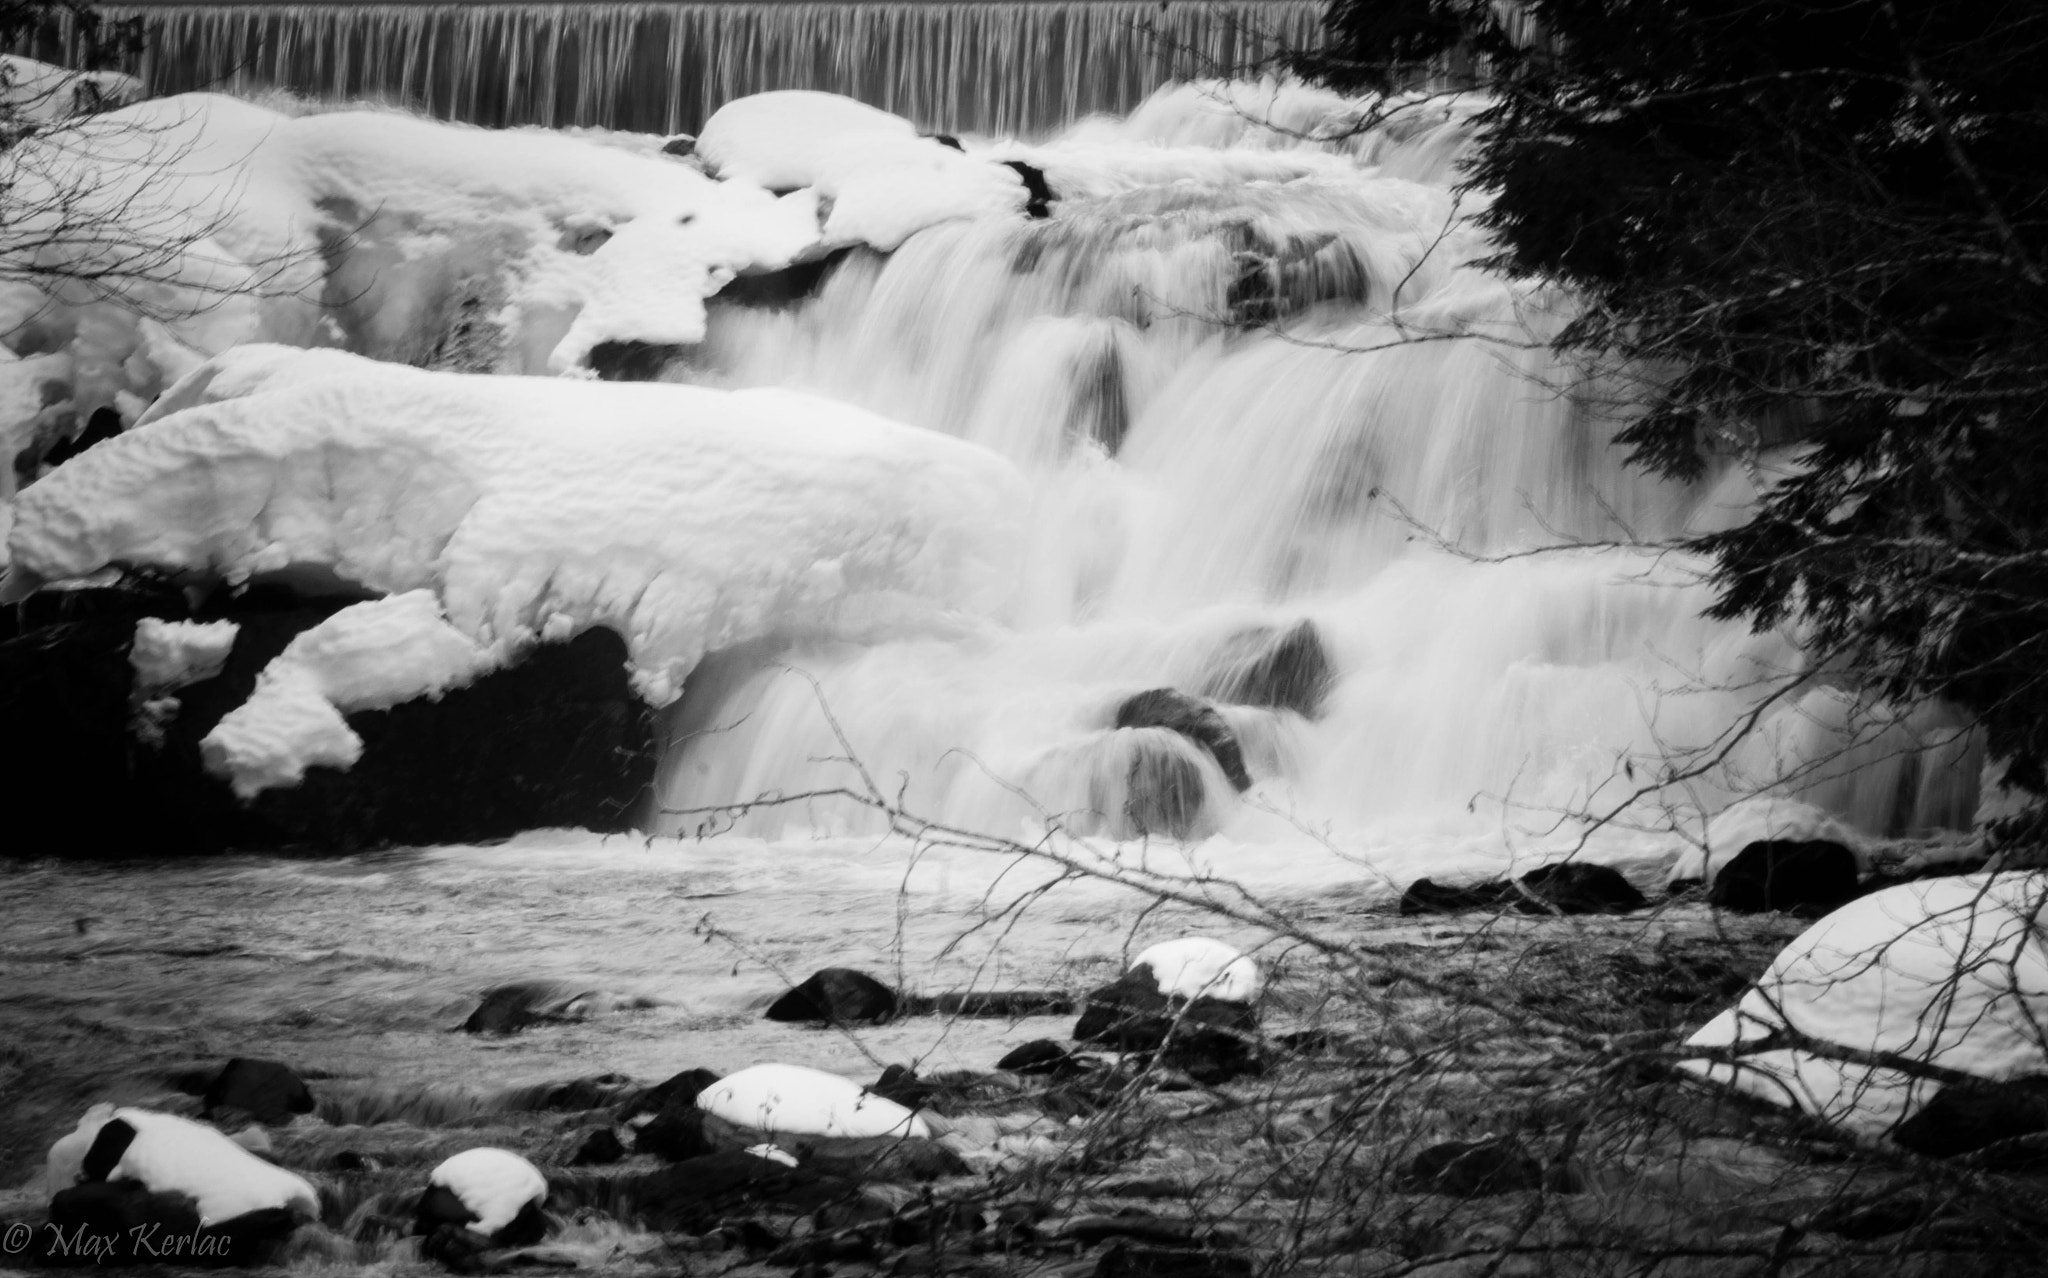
[1197,619,1335,719]
[1000,159,1056,219]
[620,1067,721,1122]
[634,1098,716,1162]
[202,1058,316,1125]
[997,1039,1093,1077]
[606,1150,858,1233]
[697,1063,932,1139]
[45,1181,302,1267]
[1073,941,1261,1080]
[1400,1136,1545,1198]
[569,1127,627,1166]
[1708,839,1861,915]
[1398,878,1514,916]
[415,1148,549,1269]
[1113,689,1253,791]
[1891,1075,2048,1162]
[1516,863,1647,915]
[463,982,607,1036]
[765,967,901,1025]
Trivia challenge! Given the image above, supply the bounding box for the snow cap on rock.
[698,1063,932,1139]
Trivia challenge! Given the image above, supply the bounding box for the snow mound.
[202,592,499,797]
[130,618,239,691]
[1680,872,2048,1137]
[6,347,1024,710]
[0,54,140,124]
[44,1105,318,1224]
[1133,937,1261,1003]
[428,1148,547,1236]
[698,1063,932,1139]
[1667,794,1866,889]
[698,91,1026,251]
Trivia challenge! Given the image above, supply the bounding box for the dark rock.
[1114,688,1253,791]
[415,1185,547,1266]
[869,1063,932,1110]
[463,982,599,1036]
[46,1180,302,1266]
[785,1134,970,1182]
[1160,1027,1264,1086]
[716,249,852,309]
[619,1067,720,1122]
[1000,159,1056,219]
[605,1150,860,1233]
[926,132,964,152]
[1515,863,1647,915]
[661,133,696,157]
[524,1073,639,1112]
[1893,1075,2048,1162]
[41,405,124,470]
[765,967,900,1025]
[586,339,679,381]
[330,1149,382,1173]
[1073,967,1259,1066]
[1709,839,1861,915]
[634,1097,716,1162]
[1197,619,1335,719]
[1400,1137,1545,1198]
[997,1039,1091,1077]
[203,1058,315,1125]
[1397,878,1514,916]
[1095,731,1212,839]
[570,1127,627,1166]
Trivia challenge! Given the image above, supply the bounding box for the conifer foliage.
[1304,2,2048,796]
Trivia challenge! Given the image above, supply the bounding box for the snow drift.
[5,347,1024,796]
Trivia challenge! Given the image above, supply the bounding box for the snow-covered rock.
[129,618,239,691]
[698,1063,932,1139]
[698,91,1027,251]
[1132,937,1261,1003]
[44,1105,318,1224]
[0,54,141,124]
[1680,872,2048,1138]
[202,591,498,797]
[425,1148,547,1237]
[5,347,1024,712]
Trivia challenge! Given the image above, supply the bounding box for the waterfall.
[645,90,1982,851]
[85,2,1324,135]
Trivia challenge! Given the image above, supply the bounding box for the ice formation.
[1681,873,2048,1137]
[426,1148,547,1236]
[129,617,238,691]
[6,346,1024,709]
[698,1063,932,1139]
[202,592,498,797]
[44,1105,319,1224]
[698,91,1028,250]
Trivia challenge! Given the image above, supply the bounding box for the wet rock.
[1400,1137,1545,1198]
[926,132,965,152]
[45,1181,304,1267]
[765,967,901,1025]
[869,1063,933,1110]
[1074,969,1259,1084]
[610,1150,860,1233]
[619,1067,721,1122]
[330,1150,382,1173]
[586,339,680,381]
[660,133,696,157]
[784,1134,970,1182]
[462,982,604,1035]
[40,405,124,470]
[203,1058,315,1125]
[1096,732,1212,839]
[1893,1075,2048,1162]
[1198,618,1335,719]
[1398,878,1514,916]
[998,1039,1093,1077]
[522,1073,640,1112]
[1114,688,1253,791]
[717,250,850,309]
[1515,863,1647,915]
[1709,839,1860,915]
[570,1127,627,1166]
[1001,159,1056,219]
[634,1098,716,1162]
[415,1149,549,1269]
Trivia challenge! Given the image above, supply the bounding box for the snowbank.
[6,347,1025,714]
[697,91,1026,251]
[130,617,238,691]
[0,54,140,124]
[1681,872,2048,1138]
[202,592,499,797]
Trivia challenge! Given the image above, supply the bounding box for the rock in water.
[1398,878,1515,915]
[1709,839,1861,915]
[1891,1075,2048,1161]
[1075,939,1262,1080]
[1516,863,1647,915]
[464,981,622,1035]
[203,1058,316,1125]
[416,1148,549,1266]
[764,967,901,1025]
[1681,872,2048,1138]
[1092,729,1214,839]
[1000,159,1056,219]
[1113,688,1254,791]
[620,1067,721,1121]
[1400,1137,1545,1197]
[697,1063,931,1139]
[45,1181,302,1267]
[1197,619,1335,720]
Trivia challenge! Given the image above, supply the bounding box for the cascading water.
[81,2,1323,135]
[644,84,1981,856]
